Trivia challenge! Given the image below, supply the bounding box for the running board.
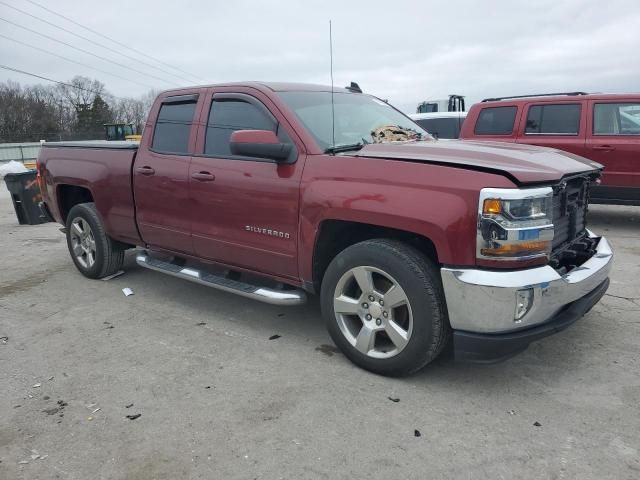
[135,253,307,306]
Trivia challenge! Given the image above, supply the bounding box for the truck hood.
[351,140,602,184]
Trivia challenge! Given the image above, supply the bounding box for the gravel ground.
[0,186,639,480]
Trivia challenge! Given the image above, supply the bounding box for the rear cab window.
[525,104,581,135]
[593,103,640,135]
[151,96,198,154]
[474,106,517,135]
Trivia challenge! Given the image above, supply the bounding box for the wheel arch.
[57,184,94,223]
[310,219,440,294]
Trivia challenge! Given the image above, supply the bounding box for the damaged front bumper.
[440,232,613,362]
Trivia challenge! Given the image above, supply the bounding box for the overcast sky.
[1,0,639,113]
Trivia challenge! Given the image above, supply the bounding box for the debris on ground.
[122,287,134,297]
[91,408,101,414]
[101,270,125,281]
[277,313,285,317]
[126,413,142,420]
[86,403,97,409]
[388,397,400,403]
[269,334,281,340]
[414,429,422,437]
[508,409,516,415]
[533,421,542,427]
[125,403,134,408]
[18,460,29,464]
[196,322,207,326]
[0,336,8,344]
[205,386,211,389]
[315,344,340,356]
[43,407,59,415]
[32,383,41,388]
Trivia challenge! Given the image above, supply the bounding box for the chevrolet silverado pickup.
[36,82,613,376]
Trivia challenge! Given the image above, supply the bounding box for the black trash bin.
[3,171,47,225]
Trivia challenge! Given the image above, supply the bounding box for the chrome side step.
[135,252,306,306]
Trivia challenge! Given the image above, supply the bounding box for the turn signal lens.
[483,198,502,215]
[480,240,551,257]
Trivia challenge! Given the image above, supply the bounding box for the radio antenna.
[329,20,336,152]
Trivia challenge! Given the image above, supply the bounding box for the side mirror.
[229,130,293,162]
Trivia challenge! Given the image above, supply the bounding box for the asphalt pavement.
[1,186,639,480]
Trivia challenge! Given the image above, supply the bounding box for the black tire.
[320,239,450,377]
[65,202,125,279]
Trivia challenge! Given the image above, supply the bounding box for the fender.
[298,154,517,282]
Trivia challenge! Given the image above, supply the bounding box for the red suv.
[460,93,640,205]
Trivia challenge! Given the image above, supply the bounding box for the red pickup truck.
[37,82,613,376]
[459,92,640,206]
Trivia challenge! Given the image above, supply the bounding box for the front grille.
[551,176,589,251]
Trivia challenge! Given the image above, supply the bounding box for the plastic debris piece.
[0,336,8,344]
[122,287,134,297]
[40,455,48,460]
[32,383,41,388]
[18,460,29,465]
[88,416,93,421]
[31,454,40,460]
[125,403,134,408]
[196,322,207,326]
[126,414,141,420]
[533,421,542,427]
[48,376,54,381]
[86,403,97,409]
[101,270,125,281]
[388,397,400,403]
[92,408,101,414]
[269,334,281,340]
[508,409,516,415]
[414,429,422,437]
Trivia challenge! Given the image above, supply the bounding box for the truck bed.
[39,142,141,245]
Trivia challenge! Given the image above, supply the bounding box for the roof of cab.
[159,82,353,97]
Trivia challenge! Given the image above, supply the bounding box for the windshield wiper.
[325,142,365,154]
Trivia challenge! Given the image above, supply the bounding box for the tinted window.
[415,118,462,139]
[593,103,640,135]
[152,101,197,153]
[205,99,276,156]
[474,106,517,135]
[525,104,581,134]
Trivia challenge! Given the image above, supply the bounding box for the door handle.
[136,166,155,175]
[592,145,615,151]
[191,171,216,182]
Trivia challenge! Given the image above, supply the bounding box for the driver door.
[188,89,305,279]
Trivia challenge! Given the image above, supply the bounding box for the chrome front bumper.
[441,233,613,334]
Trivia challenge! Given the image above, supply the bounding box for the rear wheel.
[321,239,449,376]
[65,203,125,279]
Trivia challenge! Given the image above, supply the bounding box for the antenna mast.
[329,20,335,151]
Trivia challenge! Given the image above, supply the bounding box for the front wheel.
[320,239,450,376]
[65,203,125,279]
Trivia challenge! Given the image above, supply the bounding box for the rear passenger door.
[586,100,640,189]
[133,93,202,254]
[516,102,587,157]
[188,89,305,279]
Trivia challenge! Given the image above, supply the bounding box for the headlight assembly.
[477,187,554,261]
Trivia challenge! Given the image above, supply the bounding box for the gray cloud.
[1,0,639,112]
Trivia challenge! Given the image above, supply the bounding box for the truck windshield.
[278,91,431,151]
